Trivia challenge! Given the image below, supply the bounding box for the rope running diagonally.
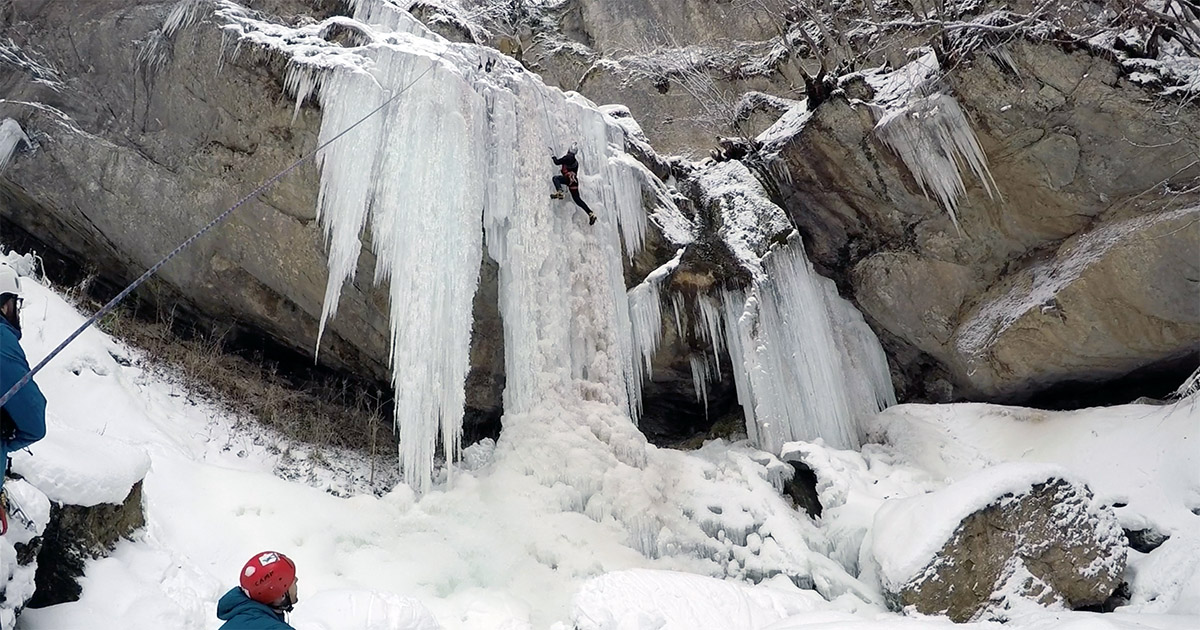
[0,61,437,408]
[538,81,556,155]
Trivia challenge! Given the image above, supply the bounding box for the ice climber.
[217,551,300,629]
[550,142,598,225]
[0,261,46,536]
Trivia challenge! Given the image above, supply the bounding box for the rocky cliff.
[1,0,1197,444]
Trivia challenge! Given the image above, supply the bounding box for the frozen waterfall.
[220,0,649,491]
[721,239,896,453]
[627,161,895,454]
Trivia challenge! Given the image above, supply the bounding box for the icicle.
[688,355,710,414]
[163,0,207,38]
[283,64,325,123]
[627,252,682,392]
[302,48,486,492]
[873,93,998,231]
[0,118,29,173]
[696,296,726,375]
[864,49,999,231]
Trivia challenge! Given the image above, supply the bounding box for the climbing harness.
[0,62,436,408]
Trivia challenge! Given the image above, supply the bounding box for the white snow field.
[2,262,1198,630]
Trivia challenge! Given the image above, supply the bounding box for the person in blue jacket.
[1,261,46,534]
[217,551,299,629]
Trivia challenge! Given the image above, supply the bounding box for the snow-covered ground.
[2,259,1198,630]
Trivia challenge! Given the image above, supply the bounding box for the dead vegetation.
[65,275,395,466]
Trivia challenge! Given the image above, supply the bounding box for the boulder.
[28,480,146,607]
[870,464,1126,621]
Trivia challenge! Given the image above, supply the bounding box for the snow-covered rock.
[869,463,1126,622]
[11,423,149,508]
[29,480,146,608]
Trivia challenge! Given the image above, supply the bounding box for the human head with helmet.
[567,141,578,155]
[240,551,299,611]
[0,261,22,331]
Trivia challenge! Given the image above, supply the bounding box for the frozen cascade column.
[653,162,894,454]
[720,237,894,453]
[479,77,648,421]
[312,46,487,493]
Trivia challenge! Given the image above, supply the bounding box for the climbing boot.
[587,212,597,225]
[550,191,564,199]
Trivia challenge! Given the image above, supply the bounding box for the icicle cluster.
[0,118,29,173]
[626,160,895,453]
[719,238,894,453]
[864,49,999,232]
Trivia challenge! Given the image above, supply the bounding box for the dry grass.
[68,283,393,463]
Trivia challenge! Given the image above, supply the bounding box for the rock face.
[1,0,386,378]
[771,40,1200,402]
[28,481,146,607]
[874,470,1126,622]
[0,1,512,427]
[3,0,1196,448]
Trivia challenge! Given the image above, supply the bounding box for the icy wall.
[218,0,651,491]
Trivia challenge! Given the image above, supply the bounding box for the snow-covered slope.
[4,250,1198,629]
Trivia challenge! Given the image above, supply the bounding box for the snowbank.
[866,401,1200,614]
[10,422,149,507]
[865,402,1200,535]
[571,569,831,630]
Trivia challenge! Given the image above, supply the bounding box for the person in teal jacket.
[1,262,46,490]
[217,551,299,629]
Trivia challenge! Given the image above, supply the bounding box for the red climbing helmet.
[239,551,297,605]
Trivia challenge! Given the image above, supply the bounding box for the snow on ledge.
[869,461,1075,592]
[11,421,150,507]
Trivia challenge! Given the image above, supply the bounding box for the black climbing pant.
[553,175,593,215]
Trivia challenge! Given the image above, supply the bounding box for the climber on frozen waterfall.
[550,142,598,225]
